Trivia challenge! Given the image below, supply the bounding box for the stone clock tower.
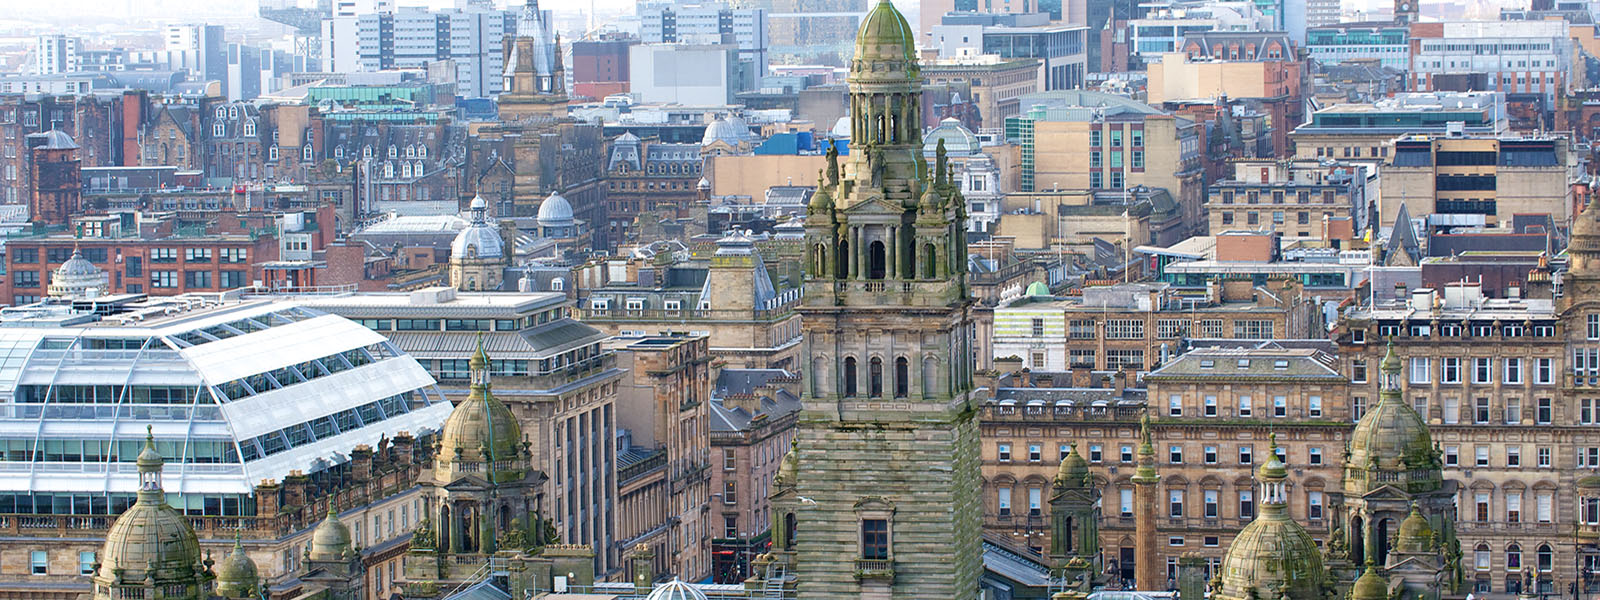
[783,0,982,597]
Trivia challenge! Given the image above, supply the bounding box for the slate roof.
[1145,347,1344,381]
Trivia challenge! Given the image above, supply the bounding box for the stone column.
[887,226,897,279]
[1132,414,1161,590]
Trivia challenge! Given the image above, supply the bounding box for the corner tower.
[790,0,982,596]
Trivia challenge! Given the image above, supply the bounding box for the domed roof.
[1396,504,1434,553]
[1055,442,1090,488]
[215,535,260,597]
[923,118,981,157]
[37,128,79,150]
[1218,514,1325,599]
[645,578,709,600]
[701,115,755,147]
[437,339,525,476]
[1350,563,1389,600]
[855,0,915,63]
[452,194,505,261]
[1257,435,1288,481]
[1346,342,1440,495]
[98,428,205,585]
[308,506,353,561]
[1025,281,1051,297]
[49,247,109,299]
[697,177,711,190]
[537,191,575,227]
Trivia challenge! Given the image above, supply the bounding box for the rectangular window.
[1444,446,1459,466]
[1089,445,1103,462]
[997,443,1011,462]
[1273,396,1287,417]
[150,248,177,263]
[1028,444,1042,462]
[11,270,38,288]
[1121,445,1134,463]
[1120,489,1134,517]
[998,487,1012,516]
[1506,398,1521,425]
[1537,358,1554,384]
[184,270,212,288]
[184,247,213,262]
[1475,492,1490,522]
[723,448,736,471]
[1410,357,1431,384]
[219,270,247,288]
[1169,490,1184,518]
[1352,359,1368,383]
[1442,357,1461,383]
[1169,394,1182,417]
[1204,395,1218,417]
[860,519,889,559]
[1538,492,1553,523]
[1238,395,1252,417]
[1474,358,1493,384]
[1309,447,1323,465]
[31,551,46,575]
[1505,358,1523,385]
[1106,319,1144,339]
[1476,446,1490,467]
[1539,447,1552,468]
[1028,487,1043,516]
[1308,491,1324,520]
[1308,396,1322,418]
[1444,397,1460,424]
[1538,398,1553,424]
[78,551,94,575]
[1169,445,1183,464]
[1475,397,1490,424]
[1204,446,1217,464]
[1239,445,1253,465]
[1508,446,1521,468]
[1238,490,1254,519]
[724,481,737,504]
[1589,314,1599,340]
[1204,490,1219,518]
[151,271,178,288]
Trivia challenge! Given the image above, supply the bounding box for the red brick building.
[27,129,80,226]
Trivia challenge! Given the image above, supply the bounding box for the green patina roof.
[1025,281,1051,297]
[854,0,915,63]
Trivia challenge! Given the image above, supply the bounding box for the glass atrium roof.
[0,297,452,499]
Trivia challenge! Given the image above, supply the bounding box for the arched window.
[843,357,858,397]
[869,357,883,398]
[813,243,828,277]
[551,278,564,291]
[1538,544,1554,572]
[869,240,886,279]
[837,239,849,279]
[922,243,936,279]
[922,356,937,399]
[894,357,908,398]
[1475,543,1490,570]
[1508,544,1522,570]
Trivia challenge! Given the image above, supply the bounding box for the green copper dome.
[437,339,525,477]
[215,535,260,598]
[1055,443,1090,488]
[1350,563,1389,600]
[309,506,353,561]
[1218,429,1324,600]
[854,0,915,63]
[1025,281,1051,297]
[97,428,207,588]
[1396,504,1434,553]
[1346,342,1439,495]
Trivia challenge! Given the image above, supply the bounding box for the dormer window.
[242,120,255,137]
[387,146,397,158]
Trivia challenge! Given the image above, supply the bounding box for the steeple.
[787,0,983,595]
[498,0,567,120]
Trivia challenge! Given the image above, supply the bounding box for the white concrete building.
[1409,21,1573,104]
[34,35,79,75]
